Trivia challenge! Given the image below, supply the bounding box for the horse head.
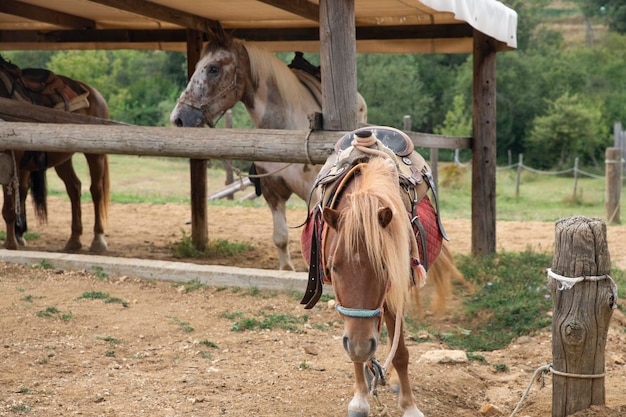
[323,202,392,363]
[170,30,249,128]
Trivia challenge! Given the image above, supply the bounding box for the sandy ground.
[2,196,626,416]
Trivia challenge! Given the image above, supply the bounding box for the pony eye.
[207,65,219,75]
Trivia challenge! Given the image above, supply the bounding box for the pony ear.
[378,207,393,228]
[322,207,341,230]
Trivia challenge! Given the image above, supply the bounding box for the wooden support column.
[319,0,357,131]
[186,29,208,250]
[471,30,497,256]
[550,216,614,417]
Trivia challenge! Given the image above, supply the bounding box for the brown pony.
[169,27,367,271]
[0,56,110,253]
[322,155,439,417]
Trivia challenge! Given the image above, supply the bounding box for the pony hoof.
[347,412,368,417]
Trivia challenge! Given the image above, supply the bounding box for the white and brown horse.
[1,56,110,253]
[169,29,366,271]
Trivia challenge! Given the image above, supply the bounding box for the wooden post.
[319,0,357,131]
[550,216,615,417]
[471,30,497,256]
[187,29,208,250]
[605,147,622,224]
[515,153,523,198]
[572,157,579,199]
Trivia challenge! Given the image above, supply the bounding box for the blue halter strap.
[335,304,383,318]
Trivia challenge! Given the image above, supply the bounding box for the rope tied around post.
[547,268,618,309]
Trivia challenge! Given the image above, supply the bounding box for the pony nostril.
[174,117,183,127]
[370,338,377,354]
[343,336,350,353]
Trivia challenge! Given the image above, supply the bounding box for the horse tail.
[29,169,48,222]
[249,163,262,196]
[410,241,472,318]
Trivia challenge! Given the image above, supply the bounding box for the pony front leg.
[348,362,370,417]
[2,186,19,249]
[384,312,424,417]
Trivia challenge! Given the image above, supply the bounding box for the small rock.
[304,345,319,355]
[418,349,469,364]
[479,403,503,416]
[328,299,336,309]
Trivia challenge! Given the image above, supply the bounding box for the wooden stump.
[550,216,615,417]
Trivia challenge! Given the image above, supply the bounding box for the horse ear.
[208,21,229,46]
[322,207,341,230]
[378,207,393,228]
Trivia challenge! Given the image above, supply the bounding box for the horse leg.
[84,154,108,252]
[54,160,83,251]
[269,198,295,270]
[384,311,424,417]
[2,185,19,249]
[348,362,370,417]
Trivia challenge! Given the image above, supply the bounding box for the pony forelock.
[339,157,412,314]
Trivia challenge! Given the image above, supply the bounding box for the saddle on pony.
[300,126,448,309]
[0,55,89,112]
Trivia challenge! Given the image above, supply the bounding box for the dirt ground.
[2,196,626,417]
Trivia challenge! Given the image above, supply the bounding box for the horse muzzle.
[341,319,380,363]
[170,102,209,128]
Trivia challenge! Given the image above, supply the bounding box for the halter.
[176,68,239,128]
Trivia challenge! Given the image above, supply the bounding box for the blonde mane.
[339,157,412,314]
[239,41,317,112]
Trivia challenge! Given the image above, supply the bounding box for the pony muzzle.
[336,304,381,362]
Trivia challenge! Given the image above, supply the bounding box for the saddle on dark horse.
[0,55,91,173]
[0,55,89,113]
[300,126,448,309]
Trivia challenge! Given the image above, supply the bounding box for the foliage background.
[2,0,626,170]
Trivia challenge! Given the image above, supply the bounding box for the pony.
[0,56,110,253]
[301,127,459,417]
[169,27,367,271]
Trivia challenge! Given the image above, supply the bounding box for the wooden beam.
[471,30,497,256]
[0,122,470,163]
[85,0,220,34]
[320,0,357,131]
[0,0,95,29]
[257,0,319,22]
[0,24,473,45]
[0,97,123,125]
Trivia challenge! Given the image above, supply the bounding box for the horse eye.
[207,65,219,75]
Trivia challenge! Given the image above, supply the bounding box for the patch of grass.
[429,251,554,352]
[77,291,129,307]
[35,306,72,321]
[176,278,206,293]
[20,294,44,303]
[32,259,53,270]
[230,311,308,333]
[9,403,31,413]
[170,231,253,259]
[167,316,194,333]
[97,336,122,345]
[92,266,108,281]
[198,339,218,348]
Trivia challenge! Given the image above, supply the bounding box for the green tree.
[525,93,608,169]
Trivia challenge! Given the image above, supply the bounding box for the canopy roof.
[0,0,517,53]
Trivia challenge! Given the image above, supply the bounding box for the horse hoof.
[63,240,82,252]
[16,237,26,246]
[347,412,368,417]
[90,236,108,253]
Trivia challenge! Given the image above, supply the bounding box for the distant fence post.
[605,147,622,224]
[550,216,615,417]
[614,122,625,175]
[572,157,579,198]
[515,153,523,197]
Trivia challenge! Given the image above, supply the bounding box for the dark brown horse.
[1,56,110,253]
